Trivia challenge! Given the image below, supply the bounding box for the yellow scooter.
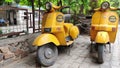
[90,1,119,64]
[33,2,79,66]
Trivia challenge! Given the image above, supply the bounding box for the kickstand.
[109,43,111,53]
[90,42,94,53]
[67,46,71,55]
[67,43,73,55]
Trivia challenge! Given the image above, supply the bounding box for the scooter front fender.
[33,33,60,46]
[95,31,109,44]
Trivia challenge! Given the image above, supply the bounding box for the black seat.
[64,14,72,22]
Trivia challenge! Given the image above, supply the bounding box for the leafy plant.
[1,0,119,15]
[5,0,14,3]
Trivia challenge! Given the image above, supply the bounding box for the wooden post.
[38,0,41,32]
[31,0,35,33]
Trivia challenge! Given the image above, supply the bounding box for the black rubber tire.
[97,44,104,64]
[37,43,58,67]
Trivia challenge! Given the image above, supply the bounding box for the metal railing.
[0,5,44,39]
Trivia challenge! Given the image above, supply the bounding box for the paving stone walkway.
[2,27,120,68]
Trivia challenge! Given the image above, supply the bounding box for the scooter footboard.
[95,31,109,44]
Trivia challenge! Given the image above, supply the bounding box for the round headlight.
[45,2,52,11]
[109,16,116,22]
[101,1,110,10]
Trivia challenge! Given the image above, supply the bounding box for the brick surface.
[68,62,80,68]
[59,63,72,68]
[79,62,90,68]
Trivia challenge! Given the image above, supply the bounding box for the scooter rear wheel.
[97,44,104,64]
[37,43,58,67]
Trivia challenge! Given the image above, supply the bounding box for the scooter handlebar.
[61,6,70,9]
[111,8,120,10]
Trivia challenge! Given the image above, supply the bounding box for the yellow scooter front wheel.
[37,43,58,67]
[97,44,104,64]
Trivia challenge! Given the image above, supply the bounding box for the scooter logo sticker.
[109,16,116,23]
[56,15,64,22]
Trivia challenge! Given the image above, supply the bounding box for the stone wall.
[0,33,39,66]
